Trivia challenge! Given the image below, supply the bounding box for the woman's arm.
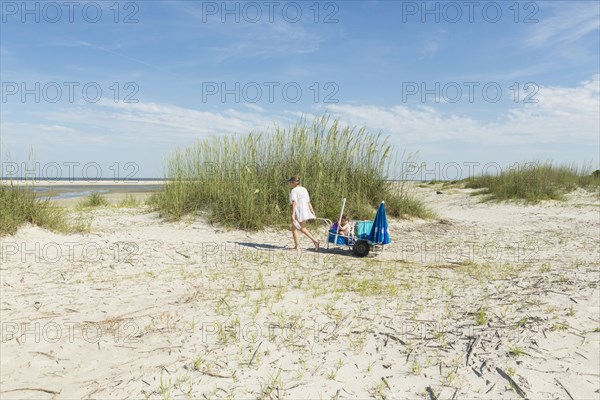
[291,200,297,220]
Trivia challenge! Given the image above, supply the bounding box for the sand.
[1,184,598,399]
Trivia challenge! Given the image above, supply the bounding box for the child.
[331,214,353,236]
[339,215,353,236]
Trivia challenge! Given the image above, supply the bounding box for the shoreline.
[1,179,166,186]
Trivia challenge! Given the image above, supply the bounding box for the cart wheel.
[352,240,370,257]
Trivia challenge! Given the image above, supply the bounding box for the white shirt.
[290,186,316,222]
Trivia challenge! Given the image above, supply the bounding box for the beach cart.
[320,198,391,257]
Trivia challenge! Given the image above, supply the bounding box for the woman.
[288,175,319,252]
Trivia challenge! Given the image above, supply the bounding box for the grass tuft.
[78,191,110,208]
[0,182,72,236]
[385,188,436,219]
[509,347,524,357]
[465,162,599,203]
[117,194,140,208]
[475,308,488,326]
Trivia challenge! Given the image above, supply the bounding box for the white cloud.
[321,76,599,146]
[418,29,446,59]
[170,2,325,65]
[2,77,597,172]
[13,101,295,147]
[243,103,265,112]
[526,2,600,48]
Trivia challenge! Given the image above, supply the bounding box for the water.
[39,189,110,200]
[30,184,163,200]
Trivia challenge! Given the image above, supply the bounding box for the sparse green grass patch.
[335,276,399,297]
[410,360,422,375]
[552,321,569,331]
[475,308,488,325]
[117,194,140,208]
[509,347,524,357]
[77,191,110,208]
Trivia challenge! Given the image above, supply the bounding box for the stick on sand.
[496,367,528,399]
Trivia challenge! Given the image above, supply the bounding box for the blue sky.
[1,0,599,179]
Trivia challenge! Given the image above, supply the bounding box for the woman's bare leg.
[300,221,320,251]
[291,223,300,250]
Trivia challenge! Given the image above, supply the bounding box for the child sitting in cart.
[331,215,353,237]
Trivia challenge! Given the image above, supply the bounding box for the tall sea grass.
[152,116,431,229]
[0,181,69,236]
[465,162,600,202]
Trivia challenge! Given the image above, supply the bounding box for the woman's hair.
[291,175,301,182]
[341,214,349,221]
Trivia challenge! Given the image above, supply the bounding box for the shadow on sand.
[234,241,351,256]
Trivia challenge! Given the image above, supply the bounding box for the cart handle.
[334,198,346,244]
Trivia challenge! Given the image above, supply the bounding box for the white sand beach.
[1,184,599,399]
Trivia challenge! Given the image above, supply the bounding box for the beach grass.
[77,191,110,208]
[117,194,140,208]
[465,162,600,203]
[385,186,436,219]
[151,115,432,230]
[0,181,70,236]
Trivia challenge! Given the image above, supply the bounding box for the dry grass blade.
[496,367,528,399]
[1,387,61,395]
[466,335,481,366]
[248,341,263,366]
[554,378,575,400]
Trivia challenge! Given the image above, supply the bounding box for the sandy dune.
[1,184,599,399]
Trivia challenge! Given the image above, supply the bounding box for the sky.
[1,0,599,179]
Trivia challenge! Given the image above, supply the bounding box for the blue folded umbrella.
[369,201,391,244]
